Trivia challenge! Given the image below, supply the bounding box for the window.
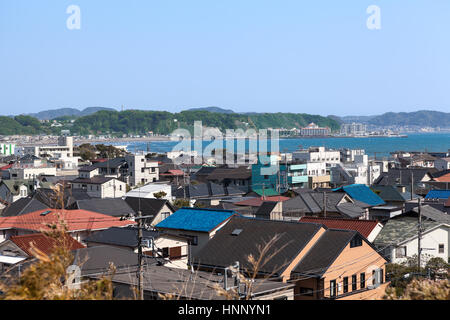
[161,212,170,220]
[360,273,365,288]
[343,277,348,293]
[162,247,169,258]
[439,244,444,254]
[396,246,407,258]
[330,280,337,297]
[299,287,314,297]
[350,236,362,248]
[141,168,145,173]
[264,175,268,179]
[352,275,357,291]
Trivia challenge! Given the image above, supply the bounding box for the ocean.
[120,132,450,158]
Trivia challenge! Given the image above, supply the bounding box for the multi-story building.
[340,123,367,136]
[300,123,331,136]
[293,147,341,164]
[125,154,159,187]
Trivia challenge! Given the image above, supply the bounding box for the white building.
[293,146,341,164]
[71,176,127,198]
[23,136,74,158]
[125,182,172,200]
[9,164,57,180]
[125,154,159,187]
[434,157,450,171]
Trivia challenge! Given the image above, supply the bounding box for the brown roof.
[10,233,85,257]
[299,216,380,239]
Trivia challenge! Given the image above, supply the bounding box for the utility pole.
[417,198,422,274]
[410,171,414,201]
[137,210,144,300]
[323,191,327,218]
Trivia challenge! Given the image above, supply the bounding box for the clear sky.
[1,0,449,116]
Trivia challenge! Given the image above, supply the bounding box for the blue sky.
[1,0,449,116]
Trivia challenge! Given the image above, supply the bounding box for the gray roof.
[173,182,246,199]
[282,192,364,218]
[411,205,450,224]
[371,185,419,202]
[373,217,441,246]
[254,201,278,218]
[77,245,293,300]
[1,197,48,217]
[193,216,324,276]
[292,229,359,277]
[73,246,156,276]
[124,197,175,224]
[373,168,432,186]
[76,198,136,217]
[84,227,160,248]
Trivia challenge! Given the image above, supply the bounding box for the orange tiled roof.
[10,233,85,257]
[0,209,135,233]
[299,216,379,238]
[434,173,450,183]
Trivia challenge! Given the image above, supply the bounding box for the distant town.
[0,125,448,301]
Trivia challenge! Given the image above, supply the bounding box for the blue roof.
[155,208,238,232]
[333,184,385,206]
[425,190,450,200]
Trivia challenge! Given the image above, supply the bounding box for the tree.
[426,257,449,279]
[153,191,167,199]
[172,198,190,208]
[384,279,449,300]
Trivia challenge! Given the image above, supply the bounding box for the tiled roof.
[0,209,135,232]
[10,233,85,257]
[374,217,440,246]
[292,229,360,277]
[433,173,450,183]
[333,184,385,207]
[192,216,324,275]
[425,190,450,200]
[235,196,290,207]
[299,217,379,238]
[155,207,237,233]
[76,198,136,217]
[84,227,160,248]
[1,197,49,217]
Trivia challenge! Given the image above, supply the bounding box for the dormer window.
[350,236,363,248]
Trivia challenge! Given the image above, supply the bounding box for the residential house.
[281,191,366,220]
[124,197,176,226]
[73,246,294,300]
[125,182,172,200]
[71,198,136,218]
[192,216,388,300]
[70,176,126,198]
[0,208,135,244]
[83,226,189,269]
[155,208,238,258]
[299,217,383,242]
[172,182,246,206]
[0,233,84,273]
[374,205,450,265]
[434,157,450,171]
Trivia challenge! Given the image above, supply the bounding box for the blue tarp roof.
[155,207,238,232]
[333,184,385,207]
[425,190,450,200]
